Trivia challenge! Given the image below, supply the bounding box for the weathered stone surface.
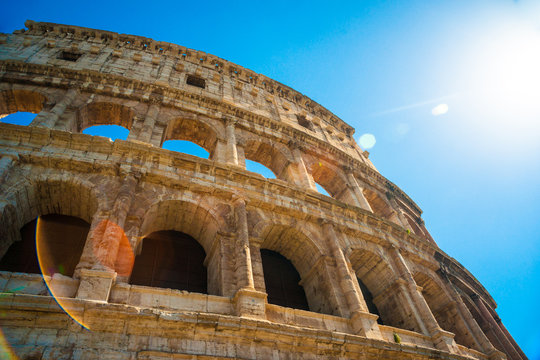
[0,20,525,360]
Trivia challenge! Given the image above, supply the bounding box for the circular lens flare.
[432,103,449,116]
[359,133,377,149]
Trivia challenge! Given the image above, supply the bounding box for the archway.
[77,102,134,132]
[413,272,480,350]
[261,249,309,310]
[162,117,218,159]
[130,230,207,293]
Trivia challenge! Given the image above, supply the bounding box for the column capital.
[223,115,237,126]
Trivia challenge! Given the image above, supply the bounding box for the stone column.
[155,57,176,87]
[388,246,460,353]
[224,117,239,166]
[136,102,160,145]
[31,88,78,129]
[75,166,140,302]
[321,220,382,339]
[232,196,267,319]
[289,141,316,191]
[249,237,266,293]
[472,294,523,360]
[232,196,254,290]
[343,167,372,211]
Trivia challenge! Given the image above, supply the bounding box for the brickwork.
[0,21,526,359]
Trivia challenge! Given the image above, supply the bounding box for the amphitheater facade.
[0,21,527,360]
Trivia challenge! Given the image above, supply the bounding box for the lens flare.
[35,216,89,330]
[431,103,449,116]
[358,133,376,150]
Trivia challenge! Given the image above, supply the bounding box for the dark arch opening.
[357,277,383,325]
[130,230,207,294]
[0,214,89,277]
[261,249,309,311]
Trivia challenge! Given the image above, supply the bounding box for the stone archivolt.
[0,21,526,360]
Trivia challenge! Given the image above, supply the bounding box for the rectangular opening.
[58,50,81,62]
[296,115,313,130]
[186,74,206,89]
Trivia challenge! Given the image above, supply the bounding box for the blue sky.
[2,1,539,358]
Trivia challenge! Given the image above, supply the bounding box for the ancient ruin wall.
[0,21,526,360]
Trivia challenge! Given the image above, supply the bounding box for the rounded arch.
[302,155,354,203]
[0,174,101,247]
[413,270,481,350]
[254,219,340,315]
[0,89,47,116]
[0,174,102,278]
[138,198,231,255]
[162,116,221,158]
[77,101,134,132]
[348,246,420,332]
[136,198,231,296]
[362,187,401,224]
[403,212,425,236]
[243,138,293,180]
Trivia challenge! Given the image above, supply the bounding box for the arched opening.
[162,139,210,159]
[349,248,420,332]
[0,112,37,126]
[243,140,291,180]
[77,102,134,132]
[257,224,339,315]
[356,277,383,325]
[138,199,230,296]
[305,158,357,205]
[0,214,89,278]
[0,89,47,117]
[261,249,309,310]
[130,230,207,293]
[162,117,218,159]
[362,188,400,224]
[245,159,276,179]
[82,124,130,141]
[413,272,480,350]
[404,213,425,236]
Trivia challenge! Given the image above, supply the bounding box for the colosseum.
[0,21,527,360]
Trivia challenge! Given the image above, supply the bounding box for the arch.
[130,230,207,293]
[261,249,309,310]
[77,101,134,132]
[403,213,425,236]
[243,139,292,180]
[138,198,230,254]
[302,155,356,204]
[136,198,231,296]
[0,175,101,256]
[0,175,101,278]
[0,214,89,278]
[256,221,339,315]
[0,89,47,116]
[348,246,419,332]
[413,271,481,350]
[162,116,220,158]
[362,188,401,224]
